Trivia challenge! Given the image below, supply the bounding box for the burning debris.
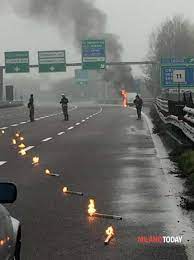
[32,156,40,165]
[63,187,83,196]
[18,143,26,149]
[19,149,26,156]
[121,90,128,107]
[12,139,17,145]
[45,169,60,177]
[88,199,122,220]
[104,226,115,245]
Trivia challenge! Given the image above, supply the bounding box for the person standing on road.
[133,95,143,120]
[60,94,69,121]
[28,94,34,122]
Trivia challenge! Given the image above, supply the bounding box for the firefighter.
[60,94,69,121]
[133,95,143,120]
[28,94,34,122]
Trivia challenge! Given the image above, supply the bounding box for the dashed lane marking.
[0,127,8,130]
[57,132,65,136]
[23,146,35,152]
[82,120,85,122]
[42,137,53,142]
[19,122,26,125]
[68,127,74,130]
[11,124,19,127]
[0,161,7,166]
[75,123,80,126]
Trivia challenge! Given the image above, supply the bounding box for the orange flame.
[12,139,17,145]
[15,132,20,138]
[19,149,26,156]
[106,226,114,237]
[63,187,68,193]
[88,199,96,216]
[18,143,26,149]
[32,156,39,165]
[121,90,128,108]
[45,169,51,175]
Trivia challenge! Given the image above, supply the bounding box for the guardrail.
[156,98,169,113]
[154,98,194,143]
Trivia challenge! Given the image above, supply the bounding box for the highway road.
[0,104,194,259]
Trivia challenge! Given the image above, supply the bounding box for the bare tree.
[144,15,194,96]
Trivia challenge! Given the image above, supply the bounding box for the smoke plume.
[10,0,134,91]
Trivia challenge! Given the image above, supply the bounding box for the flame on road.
[32,156,39,165]
[63,187,68,193]
[104,225,115,245]
[106,226,114,237]
[18,143,26,149]
[12,139,17,145]
[45,169,51,175]
[121,90,128,107]
[88,199,96,216]
[15,132,20,138]
[19,149,26,156]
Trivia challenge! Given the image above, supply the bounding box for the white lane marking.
[42,137,53,142]
[0,127,8,130]
[75,123,80,126]
[0,161,7,166]
[11,124,19,127]
[68,127,74,130]
[57,132,65,136]
[86,117,89,120]
[19,122,26,124]
[82,120,85,122]
[24,146,34,152]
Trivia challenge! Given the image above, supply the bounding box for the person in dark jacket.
[133,95,143,120]
[28,94,34,122]
[60,94,69,121]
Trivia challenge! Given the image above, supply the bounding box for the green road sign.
[5,51,29,73]
[82,40,106,70]
[75,69,88,86]
[160,57,194,88]
[38,51,66,73]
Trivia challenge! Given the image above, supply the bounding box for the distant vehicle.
[0,183,21,260]
[127,92,137,106]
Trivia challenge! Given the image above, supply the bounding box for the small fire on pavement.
[19,149,26,156]
[63,187,83,196]
[88,199,122,220]
[32,156,40,165]
[104,226,115,245]
[18,143,26,149]
[15,132,20,138]
[45,169,60,177]
[88,199,96,216]
[12,139,17,145]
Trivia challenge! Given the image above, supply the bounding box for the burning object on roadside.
[104,225,115,245]
[32,156,40,166]
[18,143,26,149]
[63,186,83,196]
[19,149,26,156]
[45,169,60,177]
[12,139,17,145]
[88,199,122,220]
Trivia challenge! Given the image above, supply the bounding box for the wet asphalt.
[0,104,193,259]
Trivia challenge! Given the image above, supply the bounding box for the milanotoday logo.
[137,235,183,244]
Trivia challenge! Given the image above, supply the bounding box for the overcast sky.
[1,0,194,79]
